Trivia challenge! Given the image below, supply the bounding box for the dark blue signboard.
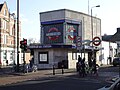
[42,23,63,44]
[29,44,76,49]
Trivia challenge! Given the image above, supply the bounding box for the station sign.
[92,36,101,46]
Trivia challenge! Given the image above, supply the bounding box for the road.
[0,75,109,90]
[0,65,119,90]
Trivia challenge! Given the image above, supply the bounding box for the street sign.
[76,36,82,51]
[92,36,101,46]
[76,36,82,47]
[82,40,91,45]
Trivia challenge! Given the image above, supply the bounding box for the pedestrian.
[92,58,98,76]
[76,55,82,72]
[29,59,34,71]
[88,58,93,74]
[0,60,2,68]
[109,57,112,64]
[78,55,82,62]
[81,57,86,77]
[6,60,8,66]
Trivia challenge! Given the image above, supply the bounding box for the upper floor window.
[10,24,13,35]
[3,35,7,44]
[2,20,6,30]
[4,9,7,16]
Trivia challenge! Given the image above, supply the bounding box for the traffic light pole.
[17,0,20,72]
[23,51,26,73]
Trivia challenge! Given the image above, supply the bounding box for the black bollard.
[62,65,64,74]
[53,65,55,75]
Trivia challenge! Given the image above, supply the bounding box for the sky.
[0,0,120,41]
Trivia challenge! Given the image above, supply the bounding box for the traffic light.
[20,40,24,49]
[20,38,27,51]
[23,39,27,51]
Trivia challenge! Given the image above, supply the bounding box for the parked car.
[113,57,120,67]
[98,78,120,90]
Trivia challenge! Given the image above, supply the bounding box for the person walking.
[0,60,2,68]
[81,57,86,77]
[88,58,93,74]
[77,55,82,77]
[76,55,82,72]
[6,60,8,66]
[92,58,98,76]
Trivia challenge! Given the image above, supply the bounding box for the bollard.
[62,65,64,74]
[53,65,55,75]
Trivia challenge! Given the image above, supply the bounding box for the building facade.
[30,9,102,69]
[0,2,21,66]
[101,28,120,65]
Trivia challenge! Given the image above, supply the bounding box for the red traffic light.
[23,39,27,45]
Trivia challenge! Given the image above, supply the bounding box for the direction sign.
[92,36,101,46]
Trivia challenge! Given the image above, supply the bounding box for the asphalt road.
[0,74,110,90]
[0,65,119,90]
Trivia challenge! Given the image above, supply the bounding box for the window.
[4,9,7,16]
[3,50,7,60]
[10,25,13,35]
[3,20,6,30]
[38,52,48,64]
[72,52,77,60]
[10,51,14,61]
[3,35,7,44]
[3,35,6,44]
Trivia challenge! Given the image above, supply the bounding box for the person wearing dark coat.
[77,55,82,71]
[92,58,98,76]
[81,57,86,77]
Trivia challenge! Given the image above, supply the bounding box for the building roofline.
[39,9,101,20]
[0,3,3,11]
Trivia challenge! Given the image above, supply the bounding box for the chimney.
[117,28,120,33]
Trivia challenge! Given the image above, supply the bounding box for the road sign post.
[76,36,82,52]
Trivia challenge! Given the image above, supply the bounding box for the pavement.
[0,65,119,86]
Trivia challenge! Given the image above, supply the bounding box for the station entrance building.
[29,9,102,69]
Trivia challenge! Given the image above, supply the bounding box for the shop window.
[72,52,77,60]
[3,50,7,60]
[38,52,48,64]
[10,51,14,61]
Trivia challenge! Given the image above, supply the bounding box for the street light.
[91,5,100,69]
[88,0,90,14]
[91,5,100,44]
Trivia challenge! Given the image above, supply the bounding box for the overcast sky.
[0,0,120,41]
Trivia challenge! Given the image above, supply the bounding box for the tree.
[27,38,40,45]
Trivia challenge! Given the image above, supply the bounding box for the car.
[113,57,120,67]
[98,78,120,90]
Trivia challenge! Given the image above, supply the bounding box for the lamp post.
[91,5,100,67]
[88,0,90,14]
